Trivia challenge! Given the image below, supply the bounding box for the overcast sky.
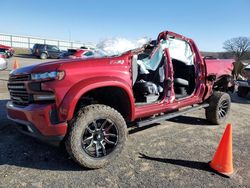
[1,0,250,51]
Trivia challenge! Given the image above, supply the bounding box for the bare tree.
[223,37,250,78]
[223,37,250,60]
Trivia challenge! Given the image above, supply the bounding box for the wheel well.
[213,75,234,92]
[74,86,132,121]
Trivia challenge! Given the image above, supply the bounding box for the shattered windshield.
[96,37,151,56]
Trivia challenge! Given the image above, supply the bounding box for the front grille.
[9,74,30,81]
[8,83,30,106]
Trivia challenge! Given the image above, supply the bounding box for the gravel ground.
[0,56,250,187]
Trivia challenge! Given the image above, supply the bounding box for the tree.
[223,37,250,60]
[223,37,250,78]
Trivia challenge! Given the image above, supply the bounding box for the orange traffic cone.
[13,60,20,70]
[209,123,234,176]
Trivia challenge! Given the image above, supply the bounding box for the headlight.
[31,71,65,81]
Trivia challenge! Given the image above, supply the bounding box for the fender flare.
[58,76,135,122]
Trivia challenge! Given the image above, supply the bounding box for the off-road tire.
[40,53,47,59]
[205,91,231,125]
[65,104,127,169]
[237,86,248,98]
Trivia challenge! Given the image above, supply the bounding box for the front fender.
[58,76,135,122]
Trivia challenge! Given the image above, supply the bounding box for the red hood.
[205,59,234,78]
[10,59,78,75]
[0,44,12,49]
[10,53,131,76]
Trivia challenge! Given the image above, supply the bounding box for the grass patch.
[13,47,30,55]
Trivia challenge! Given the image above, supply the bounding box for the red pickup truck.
[0,44,14,58]
[7,31,234,168]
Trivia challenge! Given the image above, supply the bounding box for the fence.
[0,33,95,50]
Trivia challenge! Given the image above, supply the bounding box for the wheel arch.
[213,74,235,92]
[58,77,135,123]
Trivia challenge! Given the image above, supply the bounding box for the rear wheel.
[205,92,231,125]
[40,53,47,59]
[65,104,127,169]
[237,86,248,98]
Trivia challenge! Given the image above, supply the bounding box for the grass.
[13,47,30,55]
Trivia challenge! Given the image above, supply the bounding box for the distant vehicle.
[80,46,95,50]
[237,64,250,98]
[32,44,62,59]
[0,44,14,58]
[60,49,94,59]
[0,54,7,70]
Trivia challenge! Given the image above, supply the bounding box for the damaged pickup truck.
[7,31,235,168]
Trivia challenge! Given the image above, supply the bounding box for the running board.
[137,103,209,128]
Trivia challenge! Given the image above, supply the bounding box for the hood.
[10,64,37,76]
[10,53,131,76]
[0,44,12,49]
[9,59,75,76]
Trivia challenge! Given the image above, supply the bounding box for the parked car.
[32,44,62,59]
[237,64,250,97]
[7,30,235,169]
[0,44,14,58]
[0,54,7,70]
[60,49,94,59]
[80,46,95,50]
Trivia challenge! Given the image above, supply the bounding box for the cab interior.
[132,37,196,104]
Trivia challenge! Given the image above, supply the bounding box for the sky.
[1,0,250,52]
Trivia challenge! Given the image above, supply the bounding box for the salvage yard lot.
[0,56,250,187]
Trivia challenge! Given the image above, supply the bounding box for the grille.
[9,74,30,81]
[8,83,30,105]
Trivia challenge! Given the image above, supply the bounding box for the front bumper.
[7,101,68,146]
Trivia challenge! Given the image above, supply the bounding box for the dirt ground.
[0,56,250,187]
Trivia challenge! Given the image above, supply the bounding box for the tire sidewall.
[215,93,231,124]
[40,53,47,59]
[67,105,127,168]
[206,92,231,125]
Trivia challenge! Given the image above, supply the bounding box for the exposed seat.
[174,78,189,86]
[174,78,189,99]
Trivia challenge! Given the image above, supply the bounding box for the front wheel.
[65,104,127,169]
[205,92,231,125]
